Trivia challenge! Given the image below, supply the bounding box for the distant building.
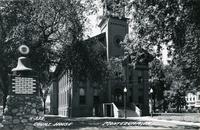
[48,0,153,117]
[185,91,200,109]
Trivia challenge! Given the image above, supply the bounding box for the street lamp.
[150,88,153,117]
[124,87,127,119]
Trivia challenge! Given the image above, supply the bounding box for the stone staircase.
[102,102,142,117]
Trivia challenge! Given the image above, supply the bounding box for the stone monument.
[2,45,44,130]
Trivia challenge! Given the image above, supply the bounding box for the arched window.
[94,89,100,104]
[79,88,86,104]
[79,88,85,96]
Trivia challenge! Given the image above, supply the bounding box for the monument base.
[2,95,44,130]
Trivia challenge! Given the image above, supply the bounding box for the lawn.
[153,113,200,123]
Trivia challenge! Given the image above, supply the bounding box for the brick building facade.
[49,0,153,117]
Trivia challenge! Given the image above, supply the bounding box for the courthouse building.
[49,0,153,117]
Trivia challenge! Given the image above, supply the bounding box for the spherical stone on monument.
[32,103,36,108]
[11,108,18,113]
[13,119,20,124]
[31,109,37,115]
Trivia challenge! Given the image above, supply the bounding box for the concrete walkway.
[69,116,200,129]
[45,115,200,126]
[129,116,200,127]
[1,116,200,130]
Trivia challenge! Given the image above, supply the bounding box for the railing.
[130,103,142,117]
[102,103,119,117]
[112,103,119,118]
[135,105,142,117]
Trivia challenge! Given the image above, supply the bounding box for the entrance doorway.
[106,104,111,117]
[113,88,123,106]
[103,104,113,117]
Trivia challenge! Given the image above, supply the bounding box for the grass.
[153,113,200,123]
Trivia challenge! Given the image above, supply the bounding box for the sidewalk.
[1,116,200,129]
[128,116,200,127]
[70,116,200,129]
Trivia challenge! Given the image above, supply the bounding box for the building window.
[79,88,86,105]
[138,76,143,84]
[129,75,133,83]
[129,96,133,102]
[94,89,100,104]
[138,96,143,104]
[199,95,200,100]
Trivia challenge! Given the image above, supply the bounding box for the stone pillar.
[2,45,44,130]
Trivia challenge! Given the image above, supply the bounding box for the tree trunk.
[0,75,6,114]
[44,99,46,114]
[153,96,156,113]
[176,105,180,113]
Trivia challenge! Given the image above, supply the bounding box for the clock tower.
[98,0,128,60]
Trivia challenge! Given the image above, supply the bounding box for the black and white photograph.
[0,0,200,130]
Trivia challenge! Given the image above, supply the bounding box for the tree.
[149,59,166,112]
[124,0,200,90]
[61,39,108,83]
[0,0,106,110]
[162,64,188,112]
[170,89,186,113]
